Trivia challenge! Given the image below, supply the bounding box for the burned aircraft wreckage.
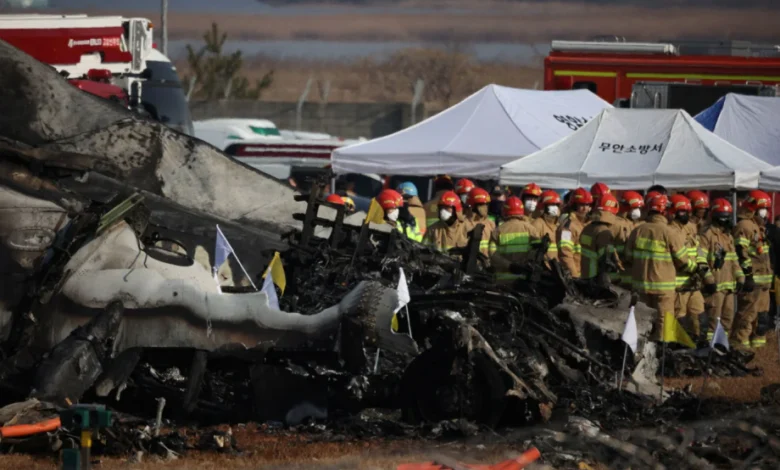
[0,39,772,467]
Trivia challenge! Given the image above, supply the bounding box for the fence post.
[297,77,314,131]
[317,79,331,133]
[186,76,197,102]
[411,79,425,125]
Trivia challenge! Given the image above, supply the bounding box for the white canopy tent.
[758,167,780,191]
[695,94,780,166]
[499,108,772,190]
[331,85,611,177]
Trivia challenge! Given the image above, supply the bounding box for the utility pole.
[161,0,168,56]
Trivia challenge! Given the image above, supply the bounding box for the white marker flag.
[395,267,411,313]
[621,306,638,354]
[261,269,280,310]
[711,318,729,350]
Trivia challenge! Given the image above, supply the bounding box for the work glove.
[742,275,756,293]
[736,281,744,293]
[703,283,717,295]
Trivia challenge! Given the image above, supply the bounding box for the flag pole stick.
[659,341,666,404]
[216,225,258,291]
[617,343,629,392]
[696,348,715,417]
[404,304,413,339]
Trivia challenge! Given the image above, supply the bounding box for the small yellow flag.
[263,251,287,294]
[663,311,695,348]
[364,198,386,225]
[391,313,399,332]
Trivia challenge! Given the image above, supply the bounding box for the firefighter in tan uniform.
[699,198,744,340]
[424,175,454,228]
[531,190,562,262]
[590,182,611,208]
[557,187,592,278]
[668,194,707,337]
[733,190,773,349]
[580,193,623,281]
[625,193,697,341]
[616,190,645,286]
[687,190,710,232]
[464,187,496,258]
[423,190,469,253]
[489,196,539,284]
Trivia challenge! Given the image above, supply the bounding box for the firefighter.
[424,175,454,227]
[423,190,469,253]
[521,183,543,219]
[733,190,773,349]
[465,187,496,257]
[699,198,744,340]
[616,190,645,287]
[590,182,611,207]
[488,186,507,224]
[397,181,427,234]
[489,196,538,284]
[455,178,476,210]
[580,193,623,281]
[531,190,562,262]
[557,187,592,278]
[625,193,697,341]
[377,189,423,242]
[687,190,710,231]
[668,194,707,338]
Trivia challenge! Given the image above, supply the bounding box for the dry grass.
[92,3,779,42]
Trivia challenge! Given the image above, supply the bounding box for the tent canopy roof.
[331,84,611,177]
[695,93,780,166]
[499,108,771,190]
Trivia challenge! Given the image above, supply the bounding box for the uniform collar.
[648,213,668,224]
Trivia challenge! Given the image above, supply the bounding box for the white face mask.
[386,208,399,222]
[546,205,560,217]
[439,208,453,222]
[630,208,642,220]
[758,208,768,219]
[524,199,538,213]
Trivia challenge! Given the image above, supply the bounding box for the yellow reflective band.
[755,274,774,285]
[715,281,737,291]
[500,232,530,244]
[554,70,618,77]
[632,251,673,261]
[633,280,678,291]
[737,237,750,247]
[626,72,780,81]
[636,237,668,252]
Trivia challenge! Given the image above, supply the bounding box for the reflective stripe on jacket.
[734,212,772,286]
[466,213,496,258]
[531,215,559,261]
[580,210,623,280]
[557,212,587,278]
[489,216,538,282]
[671,220,707,289]
[625,213,696,294]
[407,196,427,234]
[423,217,469,253]
[699,223,744,292]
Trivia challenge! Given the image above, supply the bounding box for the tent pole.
[732,191,738,226]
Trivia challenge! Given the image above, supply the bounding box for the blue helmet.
[396,181,418,197]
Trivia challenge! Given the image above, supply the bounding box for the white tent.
[331,85,611,177]
[696,94,780,166]
[758,167,780,191]
[499,108,772,190]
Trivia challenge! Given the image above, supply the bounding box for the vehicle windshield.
[140,60,195,136]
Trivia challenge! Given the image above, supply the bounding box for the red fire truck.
[0,14,193,135]
[544,40,780,113]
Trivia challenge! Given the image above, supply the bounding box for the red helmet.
[743,190,771,212]
[522,183,543,198]
[467,187,491,206]
[645,191,661,205]
[503,196,525,217]
[597,193,619,214]
[438,190,463,213]
[669,194,692,213]
[540,190,562,208]
[570,187,594,206]
[711,198,733,215]
[686,190,710,210]
[454,178,475,196]
[590,182,610,197]
[647,193,669,213]
[621,190,645,211]
[377,189,403,211]
[325,194,344,205]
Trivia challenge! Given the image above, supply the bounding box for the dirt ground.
[2,335,778,469]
